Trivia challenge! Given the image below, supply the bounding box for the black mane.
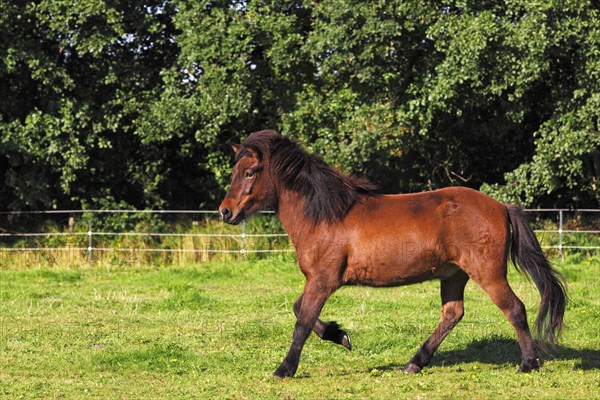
[241,130,377,223]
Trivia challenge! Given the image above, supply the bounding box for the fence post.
[558,209,563,261]
[241,220,246,260]
[88,222,93,265]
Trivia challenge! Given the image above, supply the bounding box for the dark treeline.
[1,0,598,212]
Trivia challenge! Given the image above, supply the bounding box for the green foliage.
[1,0,598,211]
[0,0,181,210]
[483,93,600,206]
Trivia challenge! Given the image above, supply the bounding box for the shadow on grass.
[374,337,600,372]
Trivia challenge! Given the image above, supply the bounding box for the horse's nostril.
[220,207,232,221]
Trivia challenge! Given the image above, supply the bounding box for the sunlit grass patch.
[0,256,598,399]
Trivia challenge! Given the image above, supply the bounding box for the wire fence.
[0,210,292,267]
[0,209,598,267]
[523,209,600,257]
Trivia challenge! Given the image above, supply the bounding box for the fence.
[0,209,598,267]
[0,210,293,267]
[523,209,600,258]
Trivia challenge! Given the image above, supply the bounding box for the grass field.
[1,254,599,399]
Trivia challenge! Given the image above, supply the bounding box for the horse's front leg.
[293,295,352,350]
[274,279,335,378]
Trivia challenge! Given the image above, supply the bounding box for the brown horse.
[219,130,567,378]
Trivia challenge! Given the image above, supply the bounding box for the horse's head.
[219,142,275,224]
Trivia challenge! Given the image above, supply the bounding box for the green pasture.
[1,255,599,399]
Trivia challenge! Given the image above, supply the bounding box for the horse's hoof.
[517,365,533,373]
[403,363,422,374]
[273,365,296,379]
[272,371,286,379]
[518,358,541,373]
[341,332,352,351]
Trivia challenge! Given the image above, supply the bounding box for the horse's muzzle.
[219,206,232,222]
[219,204,243,225]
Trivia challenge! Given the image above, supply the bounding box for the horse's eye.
[245,170,255,179]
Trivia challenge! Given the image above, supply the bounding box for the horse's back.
[353,186,507,236]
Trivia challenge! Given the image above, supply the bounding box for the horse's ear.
[231,143,261,161]
[231,143,241,154]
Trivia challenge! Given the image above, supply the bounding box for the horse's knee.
[442,301,464,326]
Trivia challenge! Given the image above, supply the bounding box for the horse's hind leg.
[293,295,352,350]
[404,270,470,373]
[475,275,539,372]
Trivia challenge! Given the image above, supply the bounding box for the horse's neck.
[276,189,313,246]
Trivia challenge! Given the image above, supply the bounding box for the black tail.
[506,204,567,352]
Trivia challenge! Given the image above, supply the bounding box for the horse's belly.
[343,241,449,287]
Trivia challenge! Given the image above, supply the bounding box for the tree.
[281,0,599,207]
[481,2,600,207]
[0,0,181,210]
[1,0,598,211]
